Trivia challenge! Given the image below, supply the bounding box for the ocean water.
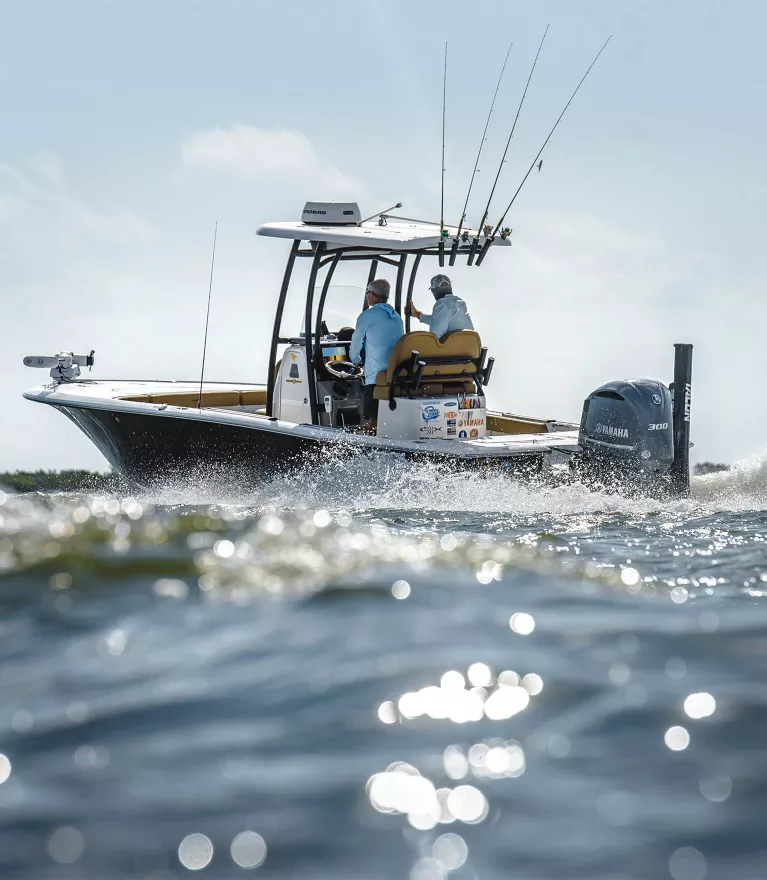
[1,455,767,880]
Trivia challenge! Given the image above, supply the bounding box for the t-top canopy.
[257,220,511,251]
[257,209,511,253]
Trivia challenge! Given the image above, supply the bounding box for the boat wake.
[129,447,767,518]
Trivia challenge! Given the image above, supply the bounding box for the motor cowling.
[578,379,673,484]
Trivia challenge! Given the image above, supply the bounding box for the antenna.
[475,35,613,266]
[439,41,448,266]
[197,221,218,410]
[359,202,402,225]
[467,25,549,265]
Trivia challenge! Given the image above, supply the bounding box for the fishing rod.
[449,41,513,267]
[467,25,549,266]
[197,221,218,410]
[475,34,613,267]
[439,41,448,267]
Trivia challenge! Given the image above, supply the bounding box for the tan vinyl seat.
[487,413,552,435]
[239,389,268,406]
[121,390,260,408]
[142,391,241,408]
[147,392,200,408]
[374,330,483,401]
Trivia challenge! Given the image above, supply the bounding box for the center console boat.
[22,200,693,495]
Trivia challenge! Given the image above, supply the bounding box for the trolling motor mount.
[23,350,95,384]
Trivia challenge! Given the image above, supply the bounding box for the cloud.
[0,156,151,269]
[180,124,360,196]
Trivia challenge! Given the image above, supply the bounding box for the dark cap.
[429,274,452,293]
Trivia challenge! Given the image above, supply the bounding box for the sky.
[2,0,766,471]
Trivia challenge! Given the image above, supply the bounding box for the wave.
[123,446,767,517]
[0,488,647,598]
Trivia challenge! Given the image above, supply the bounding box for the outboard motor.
[578,379,674,490]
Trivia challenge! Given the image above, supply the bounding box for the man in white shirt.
[409,274,474,339]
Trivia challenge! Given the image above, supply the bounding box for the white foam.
[135,449,767,517]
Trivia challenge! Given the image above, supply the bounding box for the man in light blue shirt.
[410,274,474,339]
[350,278,404,426]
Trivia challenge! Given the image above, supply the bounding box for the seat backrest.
[440,329,482,357]
[385,330,483,382]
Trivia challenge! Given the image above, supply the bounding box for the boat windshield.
[314,285,366,337]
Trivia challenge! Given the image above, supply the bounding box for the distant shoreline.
[1,462,731,494]
[0,470,121,494]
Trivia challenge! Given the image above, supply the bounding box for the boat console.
[272,326,494,439]
[272,334,366,428]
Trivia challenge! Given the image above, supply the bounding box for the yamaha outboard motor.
[578,379,674,490]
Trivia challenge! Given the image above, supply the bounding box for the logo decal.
[652,393,662,405]
[595,424,629,439]
[470,428,479,438]
[421,405,440,422]
[648,423,669,431]
[459,430,467,439]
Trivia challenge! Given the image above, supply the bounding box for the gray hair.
[367,278,391,300]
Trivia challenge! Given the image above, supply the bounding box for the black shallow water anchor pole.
[670,343,693,496]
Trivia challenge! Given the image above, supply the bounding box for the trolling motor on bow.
[575,344,693,496]
[23,351,95,384]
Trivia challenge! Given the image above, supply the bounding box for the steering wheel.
[324,360,363,380]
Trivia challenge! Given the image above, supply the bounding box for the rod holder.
[413,360,426,393]
[474,237,494,267]
[483,356,495,386]
[448,236,459,267]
